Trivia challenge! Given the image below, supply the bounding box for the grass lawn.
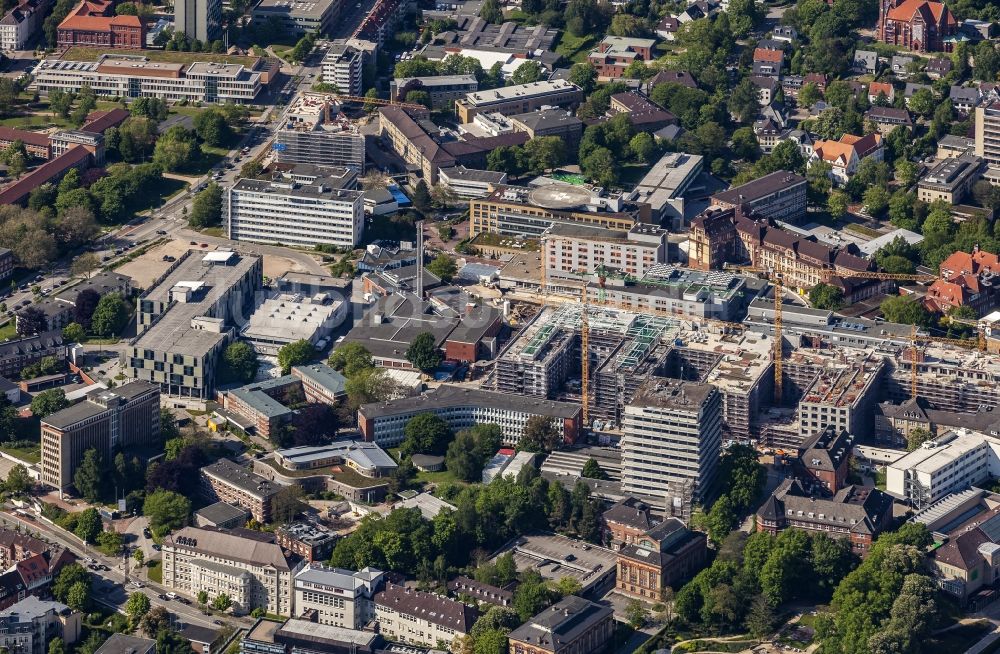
[0,321,17,341]
[845,223,881,238]
[61,47,258,67]
[0,113,73,129]
[0,444,41,464]
[619,163,651,186]
[416,468,463,486]
[199,227,224,237]
[146,560,162,583]
[555,33,597,64]
[926,621,993,653]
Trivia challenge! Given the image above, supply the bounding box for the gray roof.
[229,377,297,419]
[360,384,581,420]
[292,363,348,396]
[630,379,715,411]
[166,526,291,570]
[277,618,379,647]
[194,501,251,525]
[201,458,282,500]
[0,596,72,622]
[510,108,583,133]
[41,381,156,430]
[508,596,613,651]
[94,634,156,654]
[275,440,397,470]
[712,170,806,205]
[56,271,130,304]
[374,583,478,633]
[439,165,508,184]
[0,330,63,359]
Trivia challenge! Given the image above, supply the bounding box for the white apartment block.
[293,563,384,628]
[373,583,476,649]
[226,178,365,249]
[886,429,1000,508]
[162,527,298,616]
[543,222,668,281]
[30,56,262,104]
[622,380,722,506]
[321,43,363,96]
[0,0,49,52]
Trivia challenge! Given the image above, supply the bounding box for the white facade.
[293,564,384,629]
[0,0,48,52]
[621,381,722,505]
[543,223,668,281]
[886,429,1000,507]
[30,57,262,104]
[321,45,363,96]
[226,179,365,248]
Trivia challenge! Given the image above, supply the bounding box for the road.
[0,510,249,631]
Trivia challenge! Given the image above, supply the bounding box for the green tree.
[125,591,151,624]
[405,332,441,371]
[143,489,192,536]
[212,593,232,611]
[581,458,606,479]
[74,507,103,543]
[329,342,373,376]
[412,180,432,213]
[96,530,124,556]
[73,448,105,502]
[133,548,144,565]
[625,598,649,628]
[518,415,562,453]
[197,590,208,605]
[4,464,31,495]
[344,366,396,410]
[427,254,457,282]
[277,339,316,374]
[808,283,845,310]
[745,595,775,637]
[221,341,258,383]
[731,127,761,161]
[863,185,891,217]
[53,563,90,604]
[881,295,932,326]
[798,82,821,108]
[193,109,231,147]
[48,637,66,654]
[510,61,543,85]
[401,413,453,457]
[479,0,503,23]
[90,292,129,337]
[906,427,934,452]
[567,63,598,95]
[188,183,223,228]
[153,126,201,172]
[66,581,90,611]
[61,322,86,343]
[30,388,68,418]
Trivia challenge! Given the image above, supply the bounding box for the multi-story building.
[275,524,338,563]
[200,458,282,523]
[94,634,155,654]
[0,0,50,51]
[631,152,704,228]
[273,441,396,478]
[688,205,873,291]
[31,55,263,104]
[709,170,807,223]
[507,596,613,654]
[917,152,984,204]
[602,497,656,550]
[293,563,384,627]
[39,381,160,495]
[926,245,1000,316]
[757,479,893,552]
[49,130,105,166]
[509,108,584,143]
[798,357,884,440]
[975,101,1000,167]
[162,526,297,615]
[438,166,507,200]
[454,80,582,123]
[886,429,1000,507]
[275,95,365,170]
[877,0,955,52]
[810,133,884,185]
[390,74,478,110]
[357,385,581,447]
[373,583,477,648]
[174,0,221,41]
[124,249,262,400]
[469,184,644,239]
[542,223,668,281]
[253,0,338,35]
[57,0,143,49]
[865,106,915,134]
[226,178,364,249]
[0,597,80,654]
[0,330,66,379]
[587,36,656,79]
[621,379,722,506]
[616,518,706,601]
[800,427,854,494]
[321,41,364,96]
[241,617,380,654]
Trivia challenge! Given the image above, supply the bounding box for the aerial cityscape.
[0,0,995,652]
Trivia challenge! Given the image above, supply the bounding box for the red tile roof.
[81,107,130,134]
[0,127,51,148]
[0,145,90,205]
[754,48,784,63]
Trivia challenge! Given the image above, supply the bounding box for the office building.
[454,80,582,123]
[227,178,364,249]
[390,74,478,110]
[507,596,613,654]
[293,563,384,627]
[509,108,583,142]
[757,479,893,552]
[0,0,49,51]
[542,223,668,281]
[276,95,365,170]
[200,458,282,523]
[241,617,380,654]
[438,166,507,200]
[358,385,581,447]
[57,0,143,48]
[917,152,984,204]
[709,170,807,222]
[798,357,884,440]
[274,524,338,563]
[373,583,477,648]
[31,55,262,104]
[587,35,656,79]
[622,380,722,507]
[252,0,337,35]
[975,101,1000,167]
[616,518,706,601]
[40,382,160,495]
[630,152,704,228]
[124,249,262,400]
[162,526,296,615]
[886,429,1000,507]
[321,41,363,96]
[469,184,643,239]
[174,0,221,41]
[0,597,80,654]
[193,502,251,530]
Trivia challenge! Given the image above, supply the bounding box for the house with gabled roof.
[810,132,884,185]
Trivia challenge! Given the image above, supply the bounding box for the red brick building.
[587,36,656,79]
[616,518,707,600]
[878,0,956,53]
[57,0,145,49]
[799,426,853,494]
[602,497,655,550]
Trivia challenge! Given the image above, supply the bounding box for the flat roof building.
[917,152,984,204]
[886,429,1000,508]
[275,94,366,170]
[455,80,582,123]
[200,458,282,523]
[252,0,338,34]
[390,74,479,110]
[631,152,704,229]
[241,292,347,355]
[193,502,251,530]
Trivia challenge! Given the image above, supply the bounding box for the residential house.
[868,81,896,104]
[951,85,983,115]
[656,15,679,40]
[854,50,877,75]
[904,82,933,107]
[891,55,915,77]
[865,106,914,133]
[751,76,779,105]
[608,92,676,131]
[753,47,783,77]
[925,245,1000,316]
[644,70,697,91]
[772,26,797,42]
[927,57,952,78]
[810,133,884,185]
